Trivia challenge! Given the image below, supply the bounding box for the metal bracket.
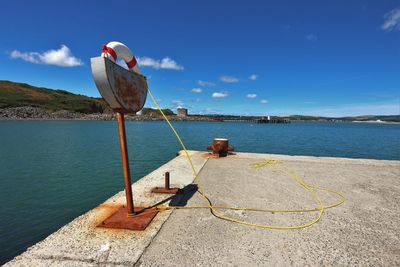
[151,172,182,194]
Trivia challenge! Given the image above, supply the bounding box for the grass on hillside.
[0,80,107,113]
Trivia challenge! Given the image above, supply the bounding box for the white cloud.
[197,80,215,87]
[220,75,239,83]
[260,99,268,104]
[381,8,400,31]
[171,100,184,108]
[306,34,318,41]
[137,56,184,70]
[311,102,400,117]
[212,91,228,98]
[267,102,399,117]
[10,45,83,67]
[191,88,203,93]
[246,94,257,99]
[201,108,221,114]
[249,74,258,80]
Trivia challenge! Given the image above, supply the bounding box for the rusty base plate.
[151,187,182,194]
[98,206,158,231]
[202,152,236,158]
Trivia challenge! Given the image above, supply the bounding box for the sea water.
[0,121,399,264]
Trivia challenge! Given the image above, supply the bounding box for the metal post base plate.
[151,187,182,194]
[98,206,158,231]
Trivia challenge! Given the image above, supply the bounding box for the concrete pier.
[5,151,400,266]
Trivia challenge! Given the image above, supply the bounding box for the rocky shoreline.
[0,106,218,121]
[2,106,399,123]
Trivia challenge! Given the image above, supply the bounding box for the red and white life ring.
[101,41,141,74]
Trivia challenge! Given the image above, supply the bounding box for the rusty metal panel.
[90,57,148,113]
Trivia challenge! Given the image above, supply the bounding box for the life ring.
[101,41,141,74]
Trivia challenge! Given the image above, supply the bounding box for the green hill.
[141,107,174,116]
[0,80,108,114]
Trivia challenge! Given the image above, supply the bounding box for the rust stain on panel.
[114,74,142,111]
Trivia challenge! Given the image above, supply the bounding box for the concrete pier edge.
[4,151,400,266]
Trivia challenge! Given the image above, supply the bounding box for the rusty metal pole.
[116,112,134,215]
[165,172,170,190]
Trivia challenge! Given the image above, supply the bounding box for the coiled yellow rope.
[141,78,345,230]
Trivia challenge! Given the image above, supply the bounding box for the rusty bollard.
[206,138,235,157]
[151,172,182,194]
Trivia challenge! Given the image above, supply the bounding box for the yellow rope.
[142,78,345,230]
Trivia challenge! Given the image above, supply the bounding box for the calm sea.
[1,121,399,264]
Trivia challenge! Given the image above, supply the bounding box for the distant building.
[177,108,188,117]
[136,110,143,115]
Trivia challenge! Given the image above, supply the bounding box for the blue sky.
[0,0,399,116]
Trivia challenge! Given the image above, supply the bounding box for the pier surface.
[5,151,400,266]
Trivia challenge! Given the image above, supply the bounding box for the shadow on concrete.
[146,184,198,209]
[169,184,198,206]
